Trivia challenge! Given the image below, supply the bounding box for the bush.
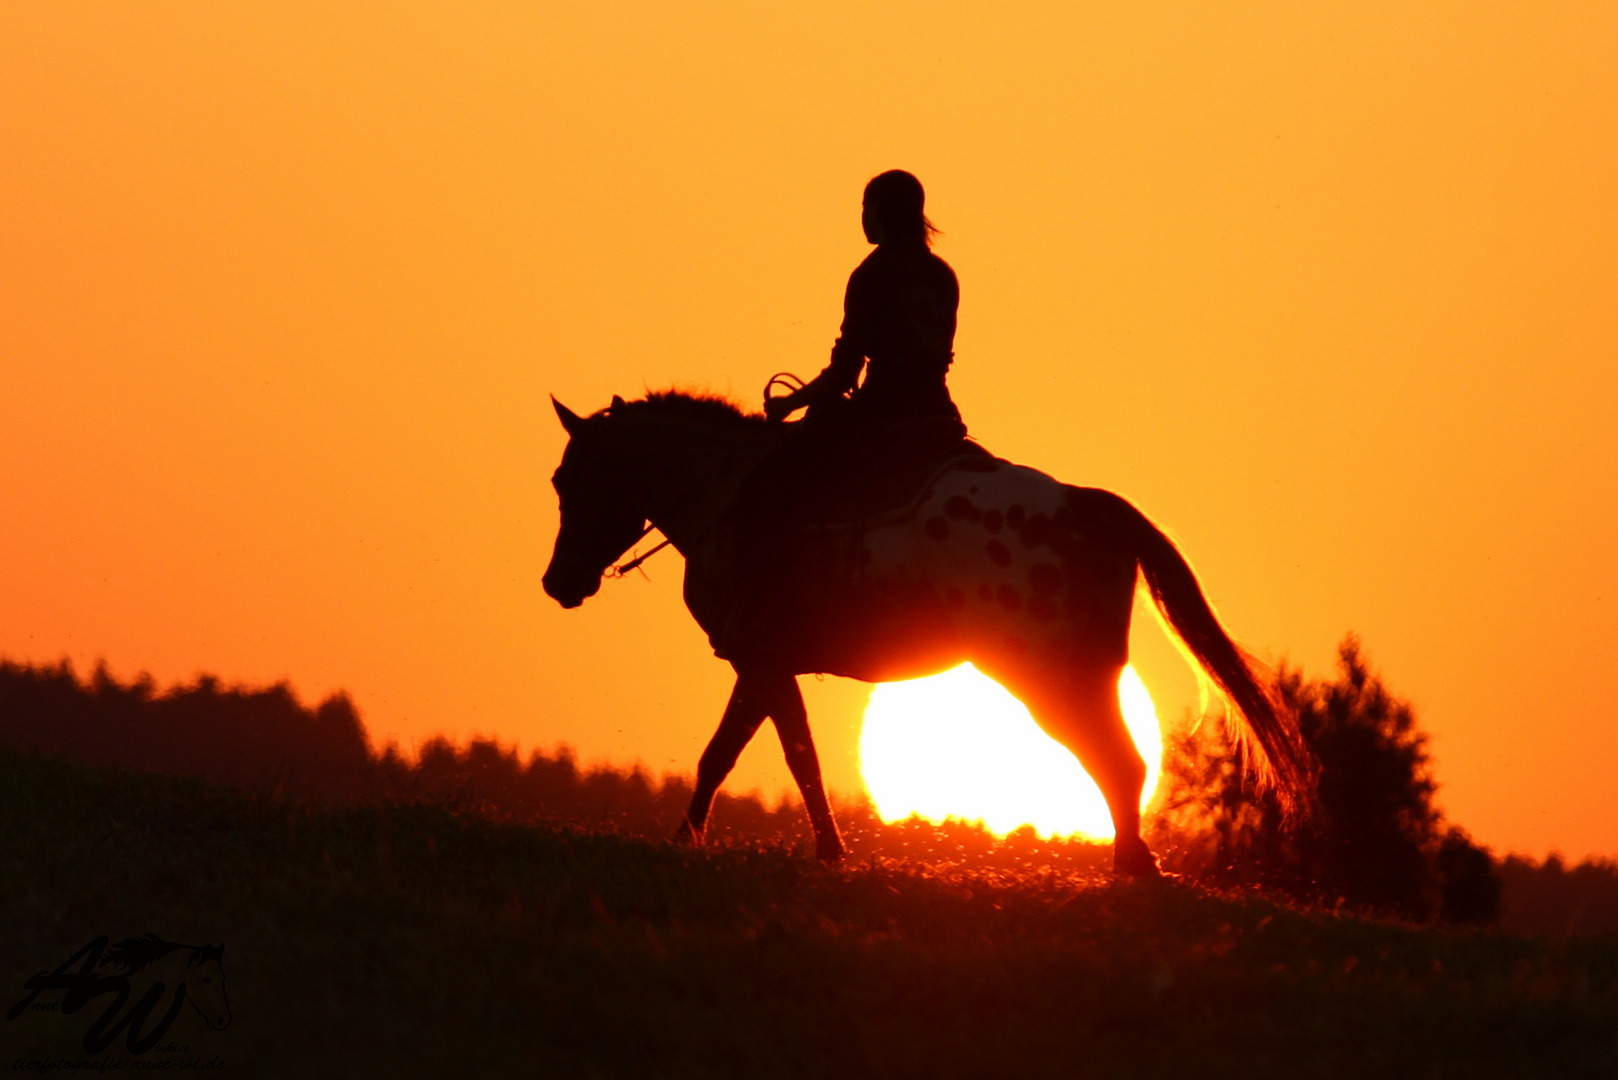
[1150,635,1502,924]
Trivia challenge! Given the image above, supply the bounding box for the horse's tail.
[1067,486,1318,817]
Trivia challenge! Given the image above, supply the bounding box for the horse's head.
[543,396,648,608]
[184,944,231,1031]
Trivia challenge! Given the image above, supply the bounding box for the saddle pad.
[809,441,999,532]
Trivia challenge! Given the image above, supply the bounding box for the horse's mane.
[105,934,185,974]
[609,389,768,429]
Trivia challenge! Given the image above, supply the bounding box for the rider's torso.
[833,243,960,421]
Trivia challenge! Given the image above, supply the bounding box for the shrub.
[1149,636,1501,923]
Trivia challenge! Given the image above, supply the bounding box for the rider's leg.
[676,675,769,845]
[761,671,845,864]
[713,420,836,664]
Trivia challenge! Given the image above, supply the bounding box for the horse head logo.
[182,943,231,1031]
[8,934,231,1055]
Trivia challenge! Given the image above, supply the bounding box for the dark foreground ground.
[3,750,1615,1079]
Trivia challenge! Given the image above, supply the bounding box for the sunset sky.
[3,3,1614,859]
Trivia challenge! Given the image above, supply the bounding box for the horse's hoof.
[673,819,704,847]
[1113,841,1162,880]
[815,839,846,865]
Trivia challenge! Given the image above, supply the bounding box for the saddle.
[812,420,991,527]
[712,413,992,668]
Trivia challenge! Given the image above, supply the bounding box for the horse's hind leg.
[1006,663,1160,878]
[676,676,769,846]
[761,673,845,864]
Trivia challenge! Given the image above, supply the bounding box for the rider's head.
[862,170,938,248]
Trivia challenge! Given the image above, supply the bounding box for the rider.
[716,171,969,665]
[765,169,963,431]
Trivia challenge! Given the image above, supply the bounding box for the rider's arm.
[766,267,870,420]
[799,327,865,403]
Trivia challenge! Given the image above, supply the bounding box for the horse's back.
[800,419,990,527]
[861,460,1138,665]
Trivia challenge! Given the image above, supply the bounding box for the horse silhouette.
[7,934,230,1054]
[543,391,1315,875]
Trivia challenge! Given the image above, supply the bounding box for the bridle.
[608,524,673,579]
[602,373,796,581]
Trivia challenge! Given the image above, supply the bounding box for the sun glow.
[858,664,1163,840]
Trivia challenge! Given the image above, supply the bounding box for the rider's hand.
[764,394,798,423]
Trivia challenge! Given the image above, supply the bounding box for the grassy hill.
[3,749,1614,1079]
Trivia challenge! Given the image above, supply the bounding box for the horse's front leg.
[676,675,769,847]
[760,672,845,865]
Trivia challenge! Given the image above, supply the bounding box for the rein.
[606,384,787,581]
[609,524,674,578]
[764,371,806,402]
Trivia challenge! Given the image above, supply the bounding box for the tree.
[1150,635,1501,923]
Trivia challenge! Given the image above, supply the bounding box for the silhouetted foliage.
[0,659,809,842]
[7,654,1609,933]
[0,660,374,800]
[1496,854,1618,938]
[0,657,1113,871]
[9,748,1615,1078]
[368,734,815,844]
[1150,636,1503,924]
[1438,824,1505,925]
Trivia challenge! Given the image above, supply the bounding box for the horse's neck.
[152,949,192,979]
[631,417,769,548]
[110,946,187,982]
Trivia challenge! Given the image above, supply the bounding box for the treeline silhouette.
[2,655,1611,930]
[0,659,798,841]
[0,658,1110,871]
[1495,853,1618,937]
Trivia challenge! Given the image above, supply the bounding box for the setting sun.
[859,664,1163,841]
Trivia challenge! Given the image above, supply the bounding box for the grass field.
[3,749,1615,1079]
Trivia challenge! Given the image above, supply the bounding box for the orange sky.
[3,2,1614,858]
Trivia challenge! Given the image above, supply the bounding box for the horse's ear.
[611,394,626,410]
[552,396,584,435]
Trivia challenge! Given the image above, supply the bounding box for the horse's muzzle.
[542,569,599,609]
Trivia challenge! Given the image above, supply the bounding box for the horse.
[541,390,1314,876]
